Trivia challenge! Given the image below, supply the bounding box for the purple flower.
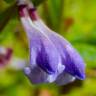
[0,47,13,68]
[17,0,85,85]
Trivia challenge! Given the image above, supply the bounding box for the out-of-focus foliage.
[0,0,96,96]
[4,0,47,6]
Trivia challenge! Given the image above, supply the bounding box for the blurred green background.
[0,0,96,96]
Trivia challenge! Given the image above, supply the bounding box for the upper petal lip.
[19,5,62,74]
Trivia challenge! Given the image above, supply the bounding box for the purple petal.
[33,20,85,80]
[24,66,48,84]
[18,5,65,84]
[20,17,62,74]
[55,72,75,85]
[24,66,58,84]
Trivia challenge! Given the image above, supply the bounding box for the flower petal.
[55,72,75,85]
[19,5,62,74]
[32,19,85,80]
[24,66,58,84]
[24,66,48,84]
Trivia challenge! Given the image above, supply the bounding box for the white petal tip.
[24,67,31,75]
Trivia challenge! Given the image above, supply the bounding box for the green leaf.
[4,0,13,3]
[0,0,8,12]
[0,2,17,32]
[32,0,47,6]
[4,0,47,6]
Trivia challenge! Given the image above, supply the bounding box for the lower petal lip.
[76,73,85,80]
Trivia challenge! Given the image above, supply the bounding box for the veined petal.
[24,65,62,84]
[18,4,62,74]
[27,6,85,80]
[24,66,51,84]
[34,19,85,80]
[55,72,75,85]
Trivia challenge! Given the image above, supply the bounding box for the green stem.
[32,0,47,6]
[0,2,17,32]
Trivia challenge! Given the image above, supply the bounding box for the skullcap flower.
[17,0,85,85]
